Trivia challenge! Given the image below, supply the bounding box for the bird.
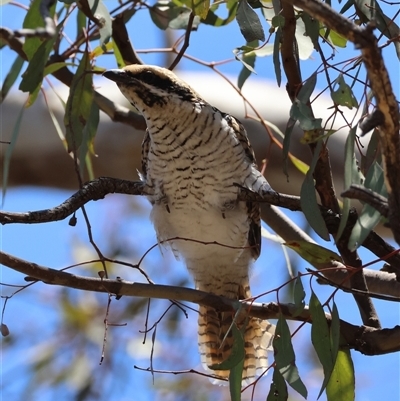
[103,65,275,385]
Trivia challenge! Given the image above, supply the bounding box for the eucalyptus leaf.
[64,52,94,153]
[267,368,288,401]
[273,314,308,398]
[236,0,265,42]
[88,0,112,48]
[326,348,355,401]
[273,27,282,86]
[0,55,24,103]
[293,274,306,316]
[310,291,335,398]
[331,75,358,109]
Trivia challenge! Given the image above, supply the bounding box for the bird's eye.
[142,70,155,84]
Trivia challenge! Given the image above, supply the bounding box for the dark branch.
[1,250,399,356]
[342,184,389,218]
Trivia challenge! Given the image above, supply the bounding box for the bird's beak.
[103,69,130,84]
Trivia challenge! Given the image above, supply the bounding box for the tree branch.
[342,184,389,218]
[283,0,400,246]
[1,250,399,356]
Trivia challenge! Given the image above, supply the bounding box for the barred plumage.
[103,65,275,385]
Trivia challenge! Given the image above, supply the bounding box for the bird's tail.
[197,284,275,385]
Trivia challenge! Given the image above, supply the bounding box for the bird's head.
[103,65,201,117]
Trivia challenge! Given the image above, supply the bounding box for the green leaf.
[236,0,265,42]
[288,153,309,175]
[336,126,359,241]
[209,322,245,371]
[293,274,306,316]
[330,302,340,367]
[202,0,237,26]
[19,33,58,96]
[326,348,355,401]
[87,0,112,48]
[282,116,295,179]
[331,74,358,109]
[236,40,258,89]
[285,240,342,265]
[298,72,317,103]
[271,15,285,28]
[290,101,323,131]
[301,12,319,50]
[0,55,24,103]
[273,314,308,398]
[181,0,210,19]
[300,175,330,241]
[79,101,100,176]
[150,1,201,30]
[267,368,289,401]
[22,0,46,60]
[348,162,387,251]
[273,27,282,87]
[64,51,94,153]
[310,292,335,398]
[2,104,25,204]
[229,325,245,401]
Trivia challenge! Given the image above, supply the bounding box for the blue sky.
[1,1,400,400]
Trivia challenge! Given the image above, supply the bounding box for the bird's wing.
[141,129,151,178]
[225,113,262,259]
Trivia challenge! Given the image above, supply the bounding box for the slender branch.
[169,12,195,70]
[12,0,56,39]
[342,184,389,217]
[0,178,145,224]
[1,250,399,356]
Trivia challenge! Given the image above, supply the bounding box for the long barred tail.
[198,302,275,385]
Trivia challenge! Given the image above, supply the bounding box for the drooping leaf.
[273,26,282,86]
[181,0,210,19]
[336,126,359,241]
[273,314,308,398]
[209,322,245,371]
[293,274,306,316]
[236,40,258,89]
[285,240,342,265]
[236,0,265,42]
[298,72,317,103]
[301,12,319,50]
[310,292,335,398]
[64,51,94,153]
[229,325,245,401]
[282,115,296,179]
[288,153,309,175]
[326,348,355,401]
[79,101,100,177]
[0,55,24,103]
[300,174,330,241]
[22,0,55,60]
[290,100,323,131]
[294,14,314,60]
[150,1,201,30]
[19,32,58,97]
[300,140,330,240]
[266,367,289,401]
[2,104,25,204]
[202,0,238,26]
[348,162,387,251]
[87,0,112,47]
[330,302,340,367]
[331,74,358,109]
